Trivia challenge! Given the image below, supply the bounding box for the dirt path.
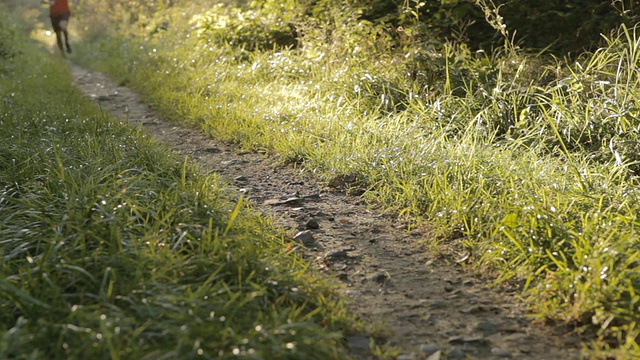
[71,65,583,360]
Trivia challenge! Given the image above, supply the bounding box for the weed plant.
[70,0,640,357]
[0,7,353,359]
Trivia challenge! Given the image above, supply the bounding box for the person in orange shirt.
[45,0,72,56]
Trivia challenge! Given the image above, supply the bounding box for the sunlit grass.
[0,6,356,359]
[69,0,640,357]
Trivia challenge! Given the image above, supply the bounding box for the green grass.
[0,6,355,359]
[66,1,640,357]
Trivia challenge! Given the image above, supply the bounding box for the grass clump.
[0,6,353,359]
[68,0,640,357]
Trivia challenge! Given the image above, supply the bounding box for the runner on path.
[45,0,73,56]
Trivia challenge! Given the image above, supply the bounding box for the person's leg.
[54,30,65,54]
[59,19,71,53]
[51,14,71,55]
[64,29,71,53]
[51,15,66,55]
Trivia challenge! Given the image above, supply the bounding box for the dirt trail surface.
[71,65,583,360]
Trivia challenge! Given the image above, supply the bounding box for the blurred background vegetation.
[350,0,638,54]
[71,0,640,54]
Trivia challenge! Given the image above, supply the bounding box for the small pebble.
[475,321,499,334]
[344,289,362,297]
[425,350,441,360]
[491,347,512,357]
[396,354,416,360]
[447,347,465,359]
[370,271,390,284]
[306,219,320,229]
[419,344,441,356]
[292,230,315,247]
[324,249,349,261]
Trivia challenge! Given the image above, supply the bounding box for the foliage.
[0,9,355,359]
[0,6,19,61]
[190,1,300,51]
[302,0,637,54]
